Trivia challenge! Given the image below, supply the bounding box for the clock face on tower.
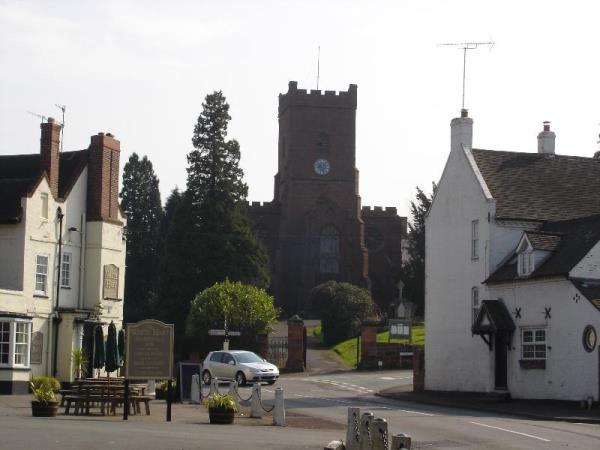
[314,158,330,176]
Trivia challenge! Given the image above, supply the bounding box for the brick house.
[0,118,126,393]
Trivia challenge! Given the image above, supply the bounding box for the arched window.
[320,226,339,274]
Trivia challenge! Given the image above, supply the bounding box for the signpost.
[209,314,240,350]
[389,319,411,341]
[124,319,174,421]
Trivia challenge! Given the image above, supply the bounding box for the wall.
[490,279,600,400]
[425,145,495,392]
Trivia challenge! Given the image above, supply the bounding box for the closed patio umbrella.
[105,322,120,374]
[93,324,105,377]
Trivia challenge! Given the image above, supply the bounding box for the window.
[41,193,48,219]
[35,255,49,295]
[471,220,479,260]
[518,251,534,276]
[0,320,31,368]
[471,287,480,324]
[319,226,340,274]
[521,328,546,360]
[61,252,71,288]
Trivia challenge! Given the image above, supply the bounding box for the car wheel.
[235,371,246,387]
[202,370,212,385]
[267,380,276,385]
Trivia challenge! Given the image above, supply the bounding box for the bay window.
[0,319,32,368]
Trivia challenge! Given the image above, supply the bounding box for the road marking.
[396,409,436,417]
[470,421,551,442]
[379,376,396,380]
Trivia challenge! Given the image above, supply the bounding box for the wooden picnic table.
[63,381,151,416]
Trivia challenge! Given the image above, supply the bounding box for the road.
[254,370,600,450]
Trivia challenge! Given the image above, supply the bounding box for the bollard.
[190,375,201,404]
[391,434,412,450]
[250,383,262,418]
[372,418,388,450]
[273,387,286,426]
[146,380,156,396]
[210,377,219,396]
[228,381,240,410]
[358,412,374,450]
[324,440,345,450]
[346,407,361,450]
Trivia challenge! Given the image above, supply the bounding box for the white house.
[0,118,126,393]
[425,110,600,401]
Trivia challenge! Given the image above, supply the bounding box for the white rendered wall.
[425,145,495,392]
[0,217,25,290]
[490,279,600,400]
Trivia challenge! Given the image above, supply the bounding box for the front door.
[494,333,508,390]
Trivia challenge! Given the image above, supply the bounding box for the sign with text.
[30,331,43,365]
[125,320,174,379]
[389,319,411,340]
[103,264,119,299]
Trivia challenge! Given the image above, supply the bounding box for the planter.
[31,401,59,417]
[208,407,235,424]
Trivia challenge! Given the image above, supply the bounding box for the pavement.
[377,383,600,424]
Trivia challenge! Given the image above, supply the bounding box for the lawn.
[332,323,424,367]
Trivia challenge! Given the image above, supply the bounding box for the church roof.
[471,149,600,222]
[0,149,88,223]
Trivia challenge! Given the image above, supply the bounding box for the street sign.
[389,319,411,340]
[208,329,241,337]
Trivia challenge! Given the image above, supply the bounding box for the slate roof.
[487,214,600,283]
[471,149,600,222]
[0,150,88,223]
[526,232,562,252]
[471,300,516,335]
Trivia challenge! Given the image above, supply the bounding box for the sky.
[2,0,600,218]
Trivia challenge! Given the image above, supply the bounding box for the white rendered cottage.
[0,118,126,393]
[425,110,600,401]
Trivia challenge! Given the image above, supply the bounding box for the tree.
[309,281,375,345]
[120,153,163,323]
[157,91,270,355]
[401,183,436,316]
[186,280,278,355]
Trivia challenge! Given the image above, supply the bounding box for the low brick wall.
[361,342,414,370]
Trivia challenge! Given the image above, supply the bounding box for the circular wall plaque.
[583,325,597,352]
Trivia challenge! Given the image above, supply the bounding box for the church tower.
[272,81,369,313]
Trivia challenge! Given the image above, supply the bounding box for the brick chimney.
[537,121,555,154]
[87,132,121,222]
[40,118,61,198]
[450,108,473,153]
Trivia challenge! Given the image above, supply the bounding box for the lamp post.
[52,207,64,377]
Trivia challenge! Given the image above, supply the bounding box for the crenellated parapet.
[247,200,281,214]
[278,81,357,116]
[361,206,399,216]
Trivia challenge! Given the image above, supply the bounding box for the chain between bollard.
[233,383,253,403]
[256,386,275,413]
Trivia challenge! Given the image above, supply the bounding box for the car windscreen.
[234,352,263,363]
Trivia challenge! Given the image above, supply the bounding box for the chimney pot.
[47,117,55,124]
[461,109,469,118]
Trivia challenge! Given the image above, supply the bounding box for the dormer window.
[517,237,534,277]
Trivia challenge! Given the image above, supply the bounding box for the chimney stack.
[87,132,121,222]
[451,109,473,153]
[40,117,62,198]
[537,121,555,154]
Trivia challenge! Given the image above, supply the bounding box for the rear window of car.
[210,352,223,362]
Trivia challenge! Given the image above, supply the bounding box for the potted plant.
[30,375,60,417]
[71,349,88,380]
[204,393,237,424]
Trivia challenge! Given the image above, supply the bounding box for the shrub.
[30,375,60,404]
[203,393,238,412]
[310,281,376,345]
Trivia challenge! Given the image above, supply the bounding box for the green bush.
[310,281,376,345]
[186,279,278,354]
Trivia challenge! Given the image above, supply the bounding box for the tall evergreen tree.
[402,183,436,316]
[158,91,269,354]
[120,153,163,323]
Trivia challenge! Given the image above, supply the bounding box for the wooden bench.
[129,395,153,415]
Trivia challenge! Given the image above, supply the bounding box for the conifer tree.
[120,153,163,322]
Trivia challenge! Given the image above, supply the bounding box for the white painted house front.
[425,111,600,401]
[0,118,126,393]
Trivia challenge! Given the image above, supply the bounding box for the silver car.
[202,350,279,386]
